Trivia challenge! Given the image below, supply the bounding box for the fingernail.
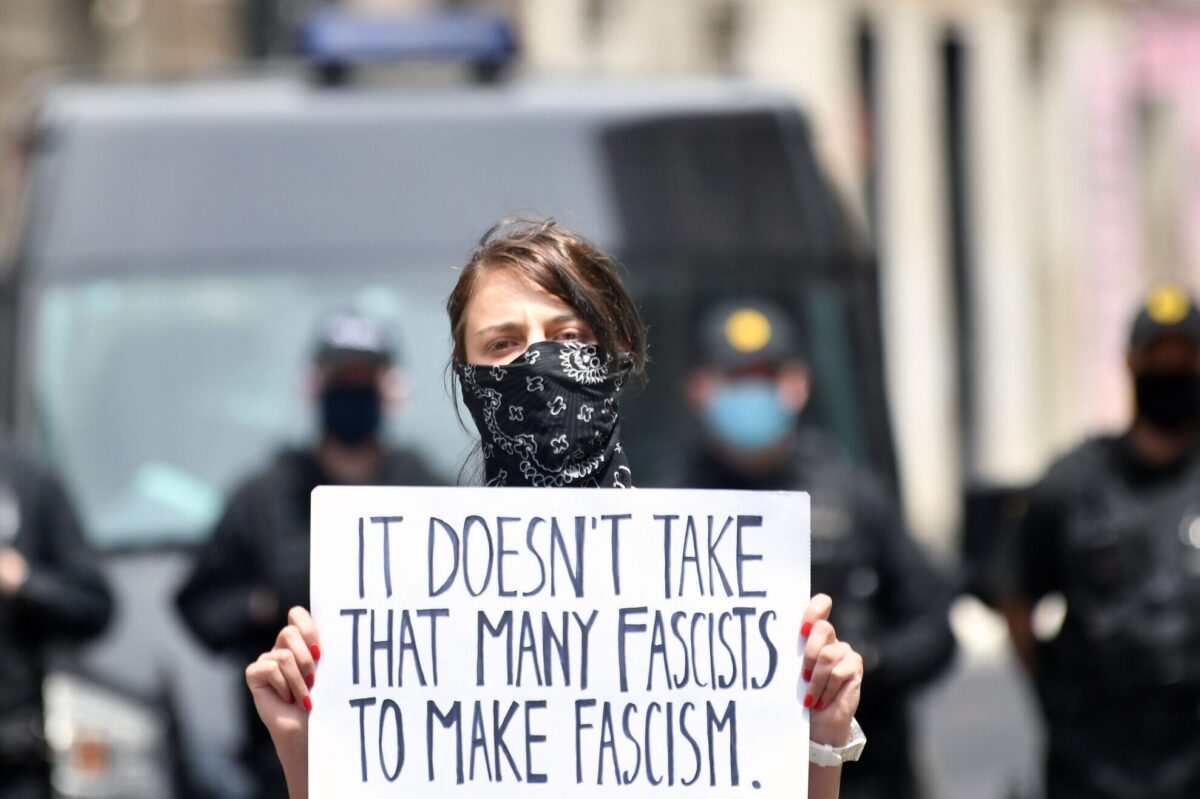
[311,644,322,662]
[305,673,315,689]
[287,694,295,705]
[815,699,825,711]
[303,695,313,713]
[803,668,813,681]
[801,622,813,637]
[803,694,815,708]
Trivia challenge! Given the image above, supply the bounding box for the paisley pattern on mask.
[456,341,633,488]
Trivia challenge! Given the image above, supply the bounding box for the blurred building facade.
[522,0,1200,556]
[4,0,1200,555]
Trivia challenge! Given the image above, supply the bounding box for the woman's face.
[463,268,597,365]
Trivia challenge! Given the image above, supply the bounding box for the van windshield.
[31,268,469,549]
[30,263,874,550]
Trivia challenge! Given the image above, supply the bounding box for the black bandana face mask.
[1134,372,1200,431]
[456,341,633,488]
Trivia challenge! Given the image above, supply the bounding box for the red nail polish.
[803,668,813,681]
[815,700,825,711]
[303,695,313,713]
[803,694,815,708]
[801,622,813,637]
[305,673,315,689]
[311,644,322,662]
[287,693,295,705]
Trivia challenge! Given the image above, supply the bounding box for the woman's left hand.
[801,593,863,747]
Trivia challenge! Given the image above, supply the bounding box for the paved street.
[916,601,1044,799]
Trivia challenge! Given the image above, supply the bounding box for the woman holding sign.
[245,220,866,799]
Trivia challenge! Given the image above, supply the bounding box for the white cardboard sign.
[309,486,810,797]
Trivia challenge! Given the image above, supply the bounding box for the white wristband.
[809,717,866,767]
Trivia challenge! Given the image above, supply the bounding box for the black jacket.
[684,430,956,799]
[1014,435,1200,799]
[176,446,442,799]
[0,445,112,779]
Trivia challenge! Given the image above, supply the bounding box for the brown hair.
[446,217,648,371]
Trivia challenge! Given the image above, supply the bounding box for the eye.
[487,338,519,353]
[555,324,595,343]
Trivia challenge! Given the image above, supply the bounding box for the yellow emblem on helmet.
[1147,284,1190,325]
[725,308,772,353]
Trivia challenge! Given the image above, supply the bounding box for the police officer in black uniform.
[177,312,443,799]
[680,299,956,799]
[0,446,112,799]
[1005,284,1200,799]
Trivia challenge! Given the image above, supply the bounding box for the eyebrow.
[472,313,583,338]
[473,322,520,339]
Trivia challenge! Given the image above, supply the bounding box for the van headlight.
[43,671,172,799]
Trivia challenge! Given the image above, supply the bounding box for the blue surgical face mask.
[705,379,796,452]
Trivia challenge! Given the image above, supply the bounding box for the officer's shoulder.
[794,429,877,488]
[794,427,853,470]
[382,446,443,486]
[1037,435,1118,488]
[228,447,311,496]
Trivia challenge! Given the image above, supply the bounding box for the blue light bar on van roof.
[300,9,518,67]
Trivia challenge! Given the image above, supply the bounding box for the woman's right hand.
[245,606,321,748]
